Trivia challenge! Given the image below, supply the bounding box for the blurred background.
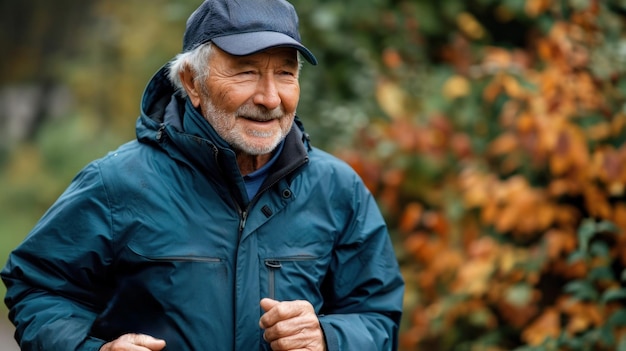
[1,0,626,350]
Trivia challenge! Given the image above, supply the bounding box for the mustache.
[236,104,285,122]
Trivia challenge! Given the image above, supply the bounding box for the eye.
[278,70,297,77]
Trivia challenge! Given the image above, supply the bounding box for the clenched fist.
[259,298,326,351]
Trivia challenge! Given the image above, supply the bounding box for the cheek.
[218,95,239,114]
[282,85,300,111]
[206,80,250,112]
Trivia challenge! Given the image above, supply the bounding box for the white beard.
[201,98,294,156]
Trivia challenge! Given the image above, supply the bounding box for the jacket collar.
[137,65,310,206]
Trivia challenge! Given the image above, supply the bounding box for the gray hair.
[168,42,215,98]
[167,41,304,97]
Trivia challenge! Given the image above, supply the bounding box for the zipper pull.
[156,124,166,141]
[265,260,282,269]
[239,210,248,233]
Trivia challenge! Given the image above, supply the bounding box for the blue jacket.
[2,67,404,351]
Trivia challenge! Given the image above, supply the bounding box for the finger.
[262,299,314,321]
[102,333,166,351]
[262,310,320,341]
[264,320,326,351]
[260,297,280,312]
[260,301,321,342]
[268,337,324,351]
[126,333,166,350]
[259,298,282,328]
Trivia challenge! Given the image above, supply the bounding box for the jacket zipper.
[239,210,248,235]
[209,144,247,238]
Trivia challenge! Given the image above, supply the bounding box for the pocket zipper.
[264,256,316,300]
[144,256,222,263]
[265,260,282,300]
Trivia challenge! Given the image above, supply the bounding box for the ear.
[179,65,202,108]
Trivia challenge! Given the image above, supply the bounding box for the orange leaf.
[495,204,519,234]
[522,308,561,346]
[501,74,525,99]
[442,75,471,100]
[376,80,408,120]
[483,77,503,103]
[583,184,612,219]
[453,260,494,296]
[399,202,423,233]
[611,113,626,137]
[613,203,626,237]
[525,0,551,17]
[457,12,485,40]
[488,132,519,156]
[559,300,605,334]
[545,229,576,260]
[382,48,403,69]
[481,201,498,225]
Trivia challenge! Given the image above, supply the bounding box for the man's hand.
[259,298,326,351]
[99,333,166,351]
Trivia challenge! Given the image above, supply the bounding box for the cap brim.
[212,31,317,65]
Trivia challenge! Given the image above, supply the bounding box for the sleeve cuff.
[78,336,107,351]
[319,317,339,351]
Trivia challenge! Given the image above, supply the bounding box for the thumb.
[260,297,280,312]
[129,334,167,350]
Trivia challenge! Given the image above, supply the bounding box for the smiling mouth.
[243,116,275,123]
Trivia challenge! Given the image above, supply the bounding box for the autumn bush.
[338,1,626,350]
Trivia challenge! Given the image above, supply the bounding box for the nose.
[252,75,281,110]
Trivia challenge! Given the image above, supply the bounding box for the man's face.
[195,46,300,156]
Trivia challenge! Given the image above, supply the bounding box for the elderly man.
[1,0,404,350]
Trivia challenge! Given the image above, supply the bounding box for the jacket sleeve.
[1,163,111,351]
[318,175,405,351]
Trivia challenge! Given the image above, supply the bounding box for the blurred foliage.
[336,0,626,350]
[1,0,626,350]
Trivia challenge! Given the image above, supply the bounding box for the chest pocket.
[123,243,230,300]
[259,254,329,310]
[121,239,231,314]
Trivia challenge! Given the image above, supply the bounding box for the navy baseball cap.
[182,0,317,65]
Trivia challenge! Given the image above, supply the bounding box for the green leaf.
[570,0,591,11]
[502,0,526,15]
[567,250,588,263]
[602,288,626,304]
[596,220,621,235]
[559,334,584,349]
[618,334,626,351]
[589,241,610,258]
[513,346,543,351]
[505,283,533,307]
[577,219,598,252]
[599,325,616,347]
[618,76,626,96]
[588,266,614,282]
[608,309,626,327]
[564,280,599,301]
